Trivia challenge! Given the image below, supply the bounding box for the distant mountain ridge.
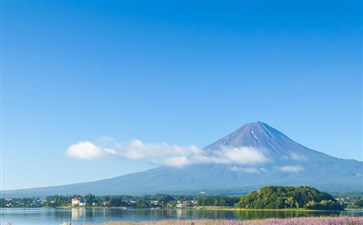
[2,122,363,197]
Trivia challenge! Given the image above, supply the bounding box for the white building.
[71,198,86,207]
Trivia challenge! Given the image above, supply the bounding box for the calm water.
[1,208,362,225]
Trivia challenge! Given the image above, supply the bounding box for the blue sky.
[1,1,362,190]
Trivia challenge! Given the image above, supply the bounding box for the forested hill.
[237,186,344,210]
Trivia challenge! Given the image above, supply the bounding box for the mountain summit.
[205,121,309,158]
[206,121,279,149]
[2,122,363,197]
[205,121,324,163]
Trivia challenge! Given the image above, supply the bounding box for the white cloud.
[215,146,268,165]
[289,152,307,161]
[66,141,118,160]
[278,165,304,173]
[159,156,189,167]
[66,138,268,167]
[122,140,267,166]
[124,139,202,160]
[230,166,263,174]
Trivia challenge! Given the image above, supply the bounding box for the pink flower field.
[99,217,363,225]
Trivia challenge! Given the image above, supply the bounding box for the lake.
[1,208,363,225]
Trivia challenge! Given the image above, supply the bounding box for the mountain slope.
[2,122,363,197]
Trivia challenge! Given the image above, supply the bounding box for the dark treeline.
[0,197,46,208]
[237,186,344,210]
[197,195,239,207]
[0,194,240,208]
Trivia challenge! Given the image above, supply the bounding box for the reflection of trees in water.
[43,208,354,223]
[191,210,235,220]
[1,208,361,224]
[345,211,363,217]
[98,208,186,221]
[235,210,342,220]
[46,208,74,221]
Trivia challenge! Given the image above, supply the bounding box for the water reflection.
[71,208,85,221]
[0,208,362,225]
[234,210,341,220]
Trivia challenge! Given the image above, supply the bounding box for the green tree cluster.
[236,186,344,210]
[197,196,240,207]
[348,196,363,208]
[45,195,72,207]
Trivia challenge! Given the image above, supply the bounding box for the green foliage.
[237,186,344,210]
[6,188,345,210]
[108,196,129,207]
[84,194,97,206]
[354,198,363,207]
[45,195,72,207]
[197,195,239,207]
[305,199,343,210]
[157,194,175,205]
[345,196,363,208]
[136,200,150,208]
[1,193,242,208]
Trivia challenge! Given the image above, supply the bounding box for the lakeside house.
[71,198,86,207]
[176,201,189,208]
[150,200,159,205]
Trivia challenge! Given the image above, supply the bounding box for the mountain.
[2,122,363,197]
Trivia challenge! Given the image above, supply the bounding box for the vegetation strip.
[2,186,362,210]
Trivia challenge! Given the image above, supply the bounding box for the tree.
[237,186,343,210]
[157,195,175,206]
[85,194,96,206]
